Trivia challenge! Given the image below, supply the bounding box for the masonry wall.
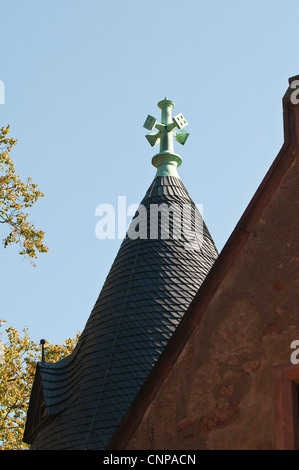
[124,126,299,450]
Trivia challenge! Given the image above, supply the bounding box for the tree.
[0,320,80,450]
[0,125,49,261]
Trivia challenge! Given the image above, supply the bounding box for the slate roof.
[24,175,218,450]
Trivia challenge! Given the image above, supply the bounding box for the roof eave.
[23,364,54,445]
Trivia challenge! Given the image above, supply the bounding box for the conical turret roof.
[24,99,218,450]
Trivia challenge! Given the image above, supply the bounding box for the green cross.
[143,98,189,153]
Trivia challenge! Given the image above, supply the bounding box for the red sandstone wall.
[125,146,299,450]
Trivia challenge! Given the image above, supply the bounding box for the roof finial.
[40,339,46,362]
[143,98,189,178]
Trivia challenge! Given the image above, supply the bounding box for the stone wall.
[124,114,299,450]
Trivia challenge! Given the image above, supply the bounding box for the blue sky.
[1,0,298,345]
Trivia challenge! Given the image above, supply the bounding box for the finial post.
[40,339,45,362]
[143,98,189,178]
[158,98,175,154]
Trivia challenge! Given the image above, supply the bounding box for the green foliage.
[0,320,80,449]
[0,125,49,261]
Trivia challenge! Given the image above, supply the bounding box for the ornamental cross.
[143,98,189,154]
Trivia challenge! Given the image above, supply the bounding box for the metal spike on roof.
[40,339,45,362]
